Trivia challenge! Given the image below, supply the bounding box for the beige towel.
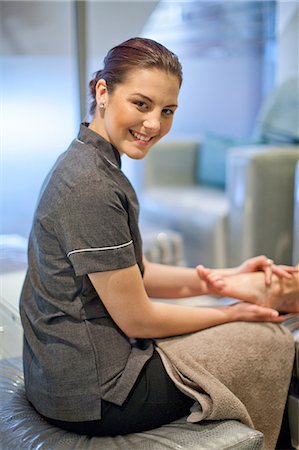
[156,322,294,450]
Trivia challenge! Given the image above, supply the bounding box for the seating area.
[140,142,299,268]
[1,315,299,449]
[0,357,266,450]
[0,248,299,448]
[0,260,266,450]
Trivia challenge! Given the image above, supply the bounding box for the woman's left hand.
[196,256,297,294]
[237,255,297,285]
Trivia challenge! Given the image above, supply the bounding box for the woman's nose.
[143,116,161,133]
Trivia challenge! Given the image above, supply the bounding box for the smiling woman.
[88,68,179,159]
[87,38,181,160]
[19,37,298,443]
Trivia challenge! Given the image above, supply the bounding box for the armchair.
[139,140,299,268]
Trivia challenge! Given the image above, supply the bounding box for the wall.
[168,55,263,139]
[142,1,276,141]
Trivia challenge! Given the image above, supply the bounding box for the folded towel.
[156,322,294,450]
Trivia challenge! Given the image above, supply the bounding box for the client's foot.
[265,265,299,312]
[197,265,299,313]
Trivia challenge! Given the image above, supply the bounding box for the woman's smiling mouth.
[129,129,154,143]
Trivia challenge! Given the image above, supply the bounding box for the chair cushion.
[0,357,264,450]
[197,132,255,188]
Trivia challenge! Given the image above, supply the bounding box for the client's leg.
[198,265,299,313]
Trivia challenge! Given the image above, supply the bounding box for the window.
[1,1,78,241]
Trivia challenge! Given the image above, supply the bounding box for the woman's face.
[90,68,180,159]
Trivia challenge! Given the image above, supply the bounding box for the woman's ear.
[95,79,108,108]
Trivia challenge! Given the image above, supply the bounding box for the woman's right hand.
[219,301,285,323]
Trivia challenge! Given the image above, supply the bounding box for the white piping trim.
[67,240,133,258]
[76,138,84,144]
[103,154,119,169]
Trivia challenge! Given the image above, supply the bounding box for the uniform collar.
[78,122,121,169]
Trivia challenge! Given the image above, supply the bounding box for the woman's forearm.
[138,300,284,339]
[143,260,210,298]
[133,302,230,338]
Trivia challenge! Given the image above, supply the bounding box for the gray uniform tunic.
[19,123,154,422]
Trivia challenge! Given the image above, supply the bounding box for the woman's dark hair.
[89,37,183,115]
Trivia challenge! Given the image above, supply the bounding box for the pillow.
[197,132,254,188]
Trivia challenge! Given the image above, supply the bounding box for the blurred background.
[0,0,298,261]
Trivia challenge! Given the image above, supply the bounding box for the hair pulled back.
[89,37,183,116]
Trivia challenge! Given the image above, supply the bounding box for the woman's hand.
[236,255,296,285]
[196,263,294,297]
[197,256,297,287]
[219,301,286,323]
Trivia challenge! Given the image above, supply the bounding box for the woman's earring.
[99,103,105,110]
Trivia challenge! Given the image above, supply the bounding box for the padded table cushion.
[0,357,264,450]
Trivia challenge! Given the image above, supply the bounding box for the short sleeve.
[55,178,136,276]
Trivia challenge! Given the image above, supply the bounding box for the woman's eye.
[163,109,174,117]
[134,101,148,110]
